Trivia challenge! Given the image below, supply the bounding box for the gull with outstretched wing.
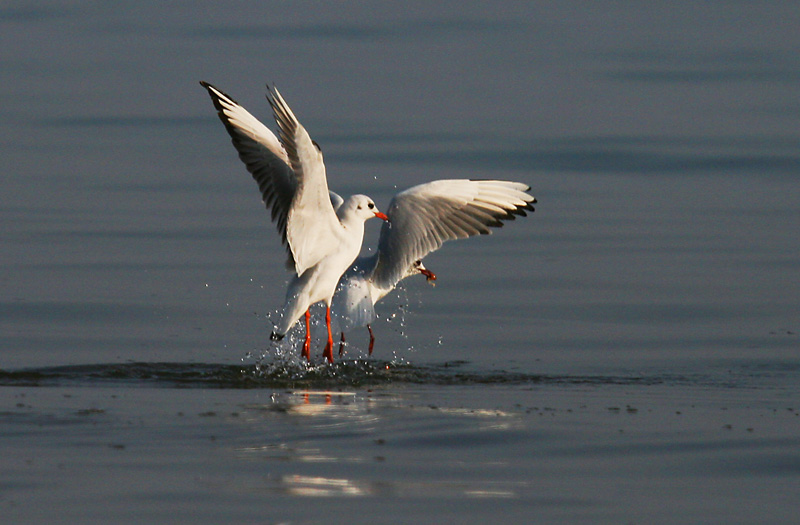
[201,82,388,363]
[333,179,535,355]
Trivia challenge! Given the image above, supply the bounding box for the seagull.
[332,179,536,356]
[200,81,389,363]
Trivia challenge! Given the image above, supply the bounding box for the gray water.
[2,2,800,523]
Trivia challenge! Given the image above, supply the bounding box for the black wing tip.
[199,83,268,156]
[199,80,222,97]
[512,201,536,216]
[482,201,536,229]
[466,178,537,212]
[265,83,280,102]
[265,83,283,111]
[199,81,242,117]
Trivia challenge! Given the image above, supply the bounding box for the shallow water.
[2,361,799,523]
[3,2,800,523]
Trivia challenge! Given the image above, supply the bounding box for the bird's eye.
[368,203,374,209]
[415,260,421,265]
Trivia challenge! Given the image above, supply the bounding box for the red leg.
[322,306,334,363]
[302,310,311,362]
[367,324,375,356]
[338,332,346,357]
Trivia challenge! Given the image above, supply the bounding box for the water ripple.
[0,360,716,389]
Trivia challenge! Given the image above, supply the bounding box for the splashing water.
[238,277,436,382]
[0,360,732,390]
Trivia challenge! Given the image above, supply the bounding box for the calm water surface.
[2,2,800,523]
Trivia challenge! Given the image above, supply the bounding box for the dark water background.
[2,2,800,523]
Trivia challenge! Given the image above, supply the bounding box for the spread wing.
[267,86,341,276]
[329,191,344,212]
[201,81,340,276]
[371,179,536,289]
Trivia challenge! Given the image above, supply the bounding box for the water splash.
[0,360,729,390]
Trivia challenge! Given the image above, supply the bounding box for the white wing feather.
[267,87,341,276]
[371,179,535,289]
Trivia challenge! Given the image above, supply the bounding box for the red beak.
[374,211,390,222]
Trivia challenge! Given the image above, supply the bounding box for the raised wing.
[267,86,341,276]
[329,191,344,212]
[200,81,297,255]
[371,179,536,288]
